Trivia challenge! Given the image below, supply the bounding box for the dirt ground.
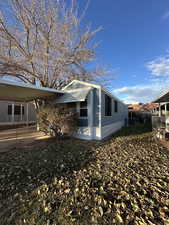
[0,126,50,153]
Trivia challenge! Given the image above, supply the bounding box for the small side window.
[114,100,118,113]
[80,99,88,117]
[105,95,112,116]
[8,105,12,115]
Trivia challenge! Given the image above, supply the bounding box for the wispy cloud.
[147,56,169,76]
[113,55,169,104]
[112,84,164,104]
[162,11,169,20]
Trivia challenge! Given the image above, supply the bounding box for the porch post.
[159,103,161,117]
[20,103,23,121]
[165,103,167,116]
[26,103,29,127]
[12,103,14,124]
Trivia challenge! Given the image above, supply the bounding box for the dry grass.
[0,124,169,225]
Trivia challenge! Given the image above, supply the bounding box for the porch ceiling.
[0,79,64,102]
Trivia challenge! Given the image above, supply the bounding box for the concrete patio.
[0,126,50,152]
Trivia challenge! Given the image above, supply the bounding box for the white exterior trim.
[62,79,100,90]
[98,87,102,139]
[74,127,101,140]
[12,103,14,123]
[88,90,94,139]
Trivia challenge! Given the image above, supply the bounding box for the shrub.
[37,104,77,138]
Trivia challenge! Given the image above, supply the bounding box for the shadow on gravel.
[111,122,152,138]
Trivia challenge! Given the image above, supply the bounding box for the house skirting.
[74,120,124,140]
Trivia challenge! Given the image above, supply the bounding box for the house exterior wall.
[63,81,128,140]
[101,90,128,126]
[0,101,36,127]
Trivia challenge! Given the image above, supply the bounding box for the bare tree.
[0,0,106,89]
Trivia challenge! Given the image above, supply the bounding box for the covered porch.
[152,89,169,139]
[0,79,64,150]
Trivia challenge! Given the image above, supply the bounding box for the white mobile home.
[55,80,128,140]
[0,79,128,140]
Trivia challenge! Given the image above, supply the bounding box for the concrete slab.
[0,126,50,153]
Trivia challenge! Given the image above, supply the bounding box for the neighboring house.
[55,80,128,140]
[128,103,157,123]
[152,90,169,132]
[0,101,36,128]
[0,79,128,140]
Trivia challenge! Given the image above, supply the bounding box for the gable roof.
[63,80,126,105]
[55,87,92,103]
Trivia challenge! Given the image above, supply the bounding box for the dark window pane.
[114,100,118,113]
[105,95,112,116]
[14,105,21,115]
[80,109,88,117]
[8,105,12,115]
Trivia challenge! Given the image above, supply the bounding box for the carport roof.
[0,79,64,102]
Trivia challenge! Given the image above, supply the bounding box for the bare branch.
[0,0,108,89]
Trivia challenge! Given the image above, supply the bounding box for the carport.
[0,79,64,151]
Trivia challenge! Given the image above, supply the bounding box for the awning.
[55,87,92,103]
[152,88,169,103]
[0,79,64,102]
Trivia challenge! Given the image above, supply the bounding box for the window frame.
[79,99,88,119]
[114,100,118,113]
[8,104,25,115]
[105,94,112,117]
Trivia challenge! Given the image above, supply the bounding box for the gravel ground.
[0,124,169,225]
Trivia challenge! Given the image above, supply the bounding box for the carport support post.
[159,103,161,117]
[20,103,23,121]
[12,103,14,124]
[26,103,29,127]
[165,103,167,116]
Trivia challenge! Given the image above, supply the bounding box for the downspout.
[99,87,102,140]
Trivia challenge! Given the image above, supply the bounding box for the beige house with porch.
[0,101,36,129]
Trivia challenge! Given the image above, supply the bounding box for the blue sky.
[1,0,169,103]
[78,0,169,103]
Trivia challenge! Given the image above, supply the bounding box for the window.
[105,95,112,116]
[80,100,88,117]
[114,100,118,113]
[14,105,21,115]
[8,105,12,115]
[8,104,25,115]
